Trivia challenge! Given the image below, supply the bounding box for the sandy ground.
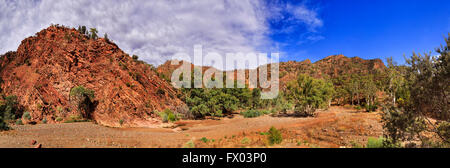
[0,106,383,148]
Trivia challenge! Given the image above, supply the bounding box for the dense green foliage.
[382,34,450,147]
[332,72,384,110]
[0,95,19,121]
[185,88,238,118]
[0,115,7,130]
[0,95,21,130]
[286,74,334,117]
[0,96,18,130]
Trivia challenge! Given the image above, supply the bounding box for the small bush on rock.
[158,109,178,123]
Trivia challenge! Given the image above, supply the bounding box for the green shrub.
[132,55,139,61]
[260,110,270,115]
[365,104,378,112]
[157,88,165,95]
[259,132,269,135]
[15,119,23,125]
[64,32,72,42]
[241,137,251,144]
[294,104,316,117]
[0,117,9,131]
[241,110,268,118]
[278,102,293,114]
[350,141,363,148]
[201,137,209,143]
[437,122,450,140]
[119,61,128,70]
[366,137,385,148]
[268,126,282,145]
[184,140,195,148]
[25,59,31,66]
[1,95,19,121]
[270,108,277,114]
[160,113,168,122]
[354,105,362,110]
[167,112,176,122]
[57,106,63,113]
[64,115,87,123]
[55,117,63,122]
[42,118,47,124]
[89,28,98,40]
[22,112,31,120]
[130,72,142,81]
[104,33,110,42]
[119,119,124,125]
[158,109,178,123]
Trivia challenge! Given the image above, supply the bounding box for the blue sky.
[273,0,450,64]
[1,0,449,68]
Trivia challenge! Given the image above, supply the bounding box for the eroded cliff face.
[0,25,187,127]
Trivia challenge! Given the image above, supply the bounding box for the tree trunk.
[393,92,396,106]
[351,93,354,105]
[367,95,370,107]
[357,93,360,105]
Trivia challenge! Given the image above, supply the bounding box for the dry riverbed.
[0,106,383,148]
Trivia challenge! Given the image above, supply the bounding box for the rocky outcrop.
[312,54,385,78]
[0,25,187,127]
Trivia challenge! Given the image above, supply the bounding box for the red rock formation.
[313,54,385,78]
[0,25,187,127]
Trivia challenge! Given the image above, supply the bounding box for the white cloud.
[286,4,323,32]
[0,0,323,69]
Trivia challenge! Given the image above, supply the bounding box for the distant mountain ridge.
[157,54,386,88]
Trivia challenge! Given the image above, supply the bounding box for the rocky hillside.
[0,25,187,127]
[157,54,386,89]
[278,55,385,87]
